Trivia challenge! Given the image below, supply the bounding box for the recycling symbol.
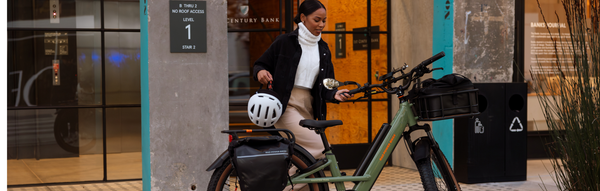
[509,117,524,132]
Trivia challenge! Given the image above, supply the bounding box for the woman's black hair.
[293,0,326,24]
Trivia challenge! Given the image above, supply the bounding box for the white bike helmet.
[247,89,282,127]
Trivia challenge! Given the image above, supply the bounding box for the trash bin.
[454,83,527,183]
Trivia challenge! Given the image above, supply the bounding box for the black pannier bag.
[229,136,293,191]
[410,73,480,120]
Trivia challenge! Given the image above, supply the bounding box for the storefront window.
[229,31,284,129]
[525,0,569,94]
[8,31,103,107]
[524,0,569,131]
[105,32,141,105]
[8,0,102,29]
[7,108,104,184]
[8,0,141,186]
[104,0,140,29]
[227,0,286,30]
[106,107,142,180]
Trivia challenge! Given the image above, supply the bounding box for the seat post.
[316,129,332,153]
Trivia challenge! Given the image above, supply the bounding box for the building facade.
[7,0,565,188]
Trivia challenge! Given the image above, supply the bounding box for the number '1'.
[185,24,191,39]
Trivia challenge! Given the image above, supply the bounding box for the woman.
[253,0,352,161]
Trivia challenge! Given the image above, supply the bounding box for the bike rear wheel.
[207,147,327,191]
[416,146,461,191]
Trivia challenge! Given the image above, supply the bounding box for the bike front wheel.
[416,145,461,191]
[207,146,328,191]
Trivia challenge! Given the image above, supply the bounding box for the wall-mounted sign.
[226,2,280,30]
[525,1,571,93]
[44,32,69,55]
[353,26,380,50]
[170,1,207,53]
[335,23,346,58]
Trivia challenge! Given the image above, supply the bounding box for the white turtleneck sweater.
[294,22,321,89]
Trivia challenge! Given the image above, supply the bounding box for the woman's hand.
[335,89,354,102]
[257,70,273,85]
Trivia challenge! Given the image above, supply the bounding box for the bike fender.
[413,137,431,162]
[206,150,229,171]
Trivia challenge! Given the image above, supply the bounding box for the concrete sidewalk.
[8,159,559,191]
[326,159,559,191]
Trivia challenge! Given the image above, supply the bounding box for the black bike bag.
[229,136,293,191]
[410,73,479,120]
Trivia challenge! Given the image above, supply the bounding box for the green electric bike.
[207,51,479,191]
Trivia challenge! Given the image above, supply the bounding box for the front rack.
[411,89,480,121]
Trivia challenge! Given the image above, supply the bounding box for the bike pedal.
[340,172,346,176]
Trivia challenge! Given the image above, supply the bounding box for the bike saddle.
[299,119,343,130]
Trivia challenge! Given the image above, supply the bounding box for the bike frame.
[289,101,420,191]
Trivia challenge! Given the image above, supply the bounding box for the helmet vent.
[264,107,270,119]
[269,97,275,100]
[257,105,262,118]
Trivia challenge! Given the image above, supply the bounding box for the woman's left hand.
[335,89,354,102]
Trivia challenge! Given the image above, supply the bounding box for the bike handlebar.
[345,51,445,96]
[348,86,366,95]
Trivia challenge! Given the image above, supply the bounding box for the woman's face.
[301,8,327,36]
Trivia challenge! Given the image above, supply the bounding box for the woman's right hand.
[257,70,273,85]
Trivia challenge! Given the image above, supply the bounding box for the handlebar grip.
[431,51,445,62]
[348,88,363,95]
[420,51,445,67]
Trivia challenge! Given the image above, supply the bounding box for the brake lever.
[378,72,393,81]
[350,89,374,103]
[352,95,368,103]
[431,67,444,72]
[343,81,360,86]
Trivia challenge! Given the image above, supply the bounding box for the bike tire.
[416,146,461,191]
[207,147,328,191]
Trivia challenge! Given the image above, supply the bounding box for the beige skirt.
[275,87,325,160]
[276,88,325,191]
